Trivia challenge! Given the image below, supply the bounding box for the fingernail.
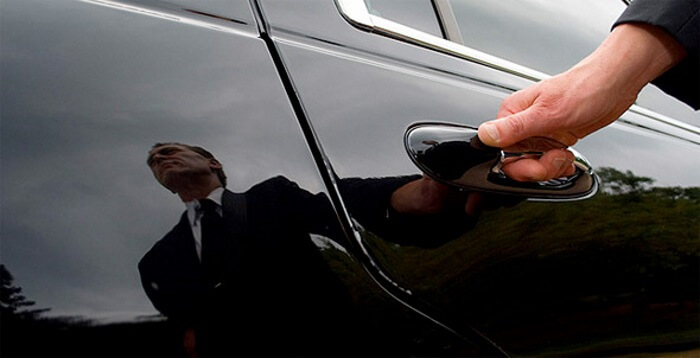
[482,123,500,145]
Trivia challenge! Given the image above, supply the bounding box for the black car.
[2,0,698,356]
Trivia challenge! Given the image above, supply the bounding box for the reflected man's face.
[147,144,220,191]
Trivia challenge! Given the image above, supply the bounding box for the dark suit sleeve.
[264,175,471,249]
[139,249,171,316]
[338,176,475,248]
[614,0,699,109]
[138,235,206,327]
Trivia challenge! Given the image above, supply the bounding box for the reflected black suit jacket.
[138,175,421,355]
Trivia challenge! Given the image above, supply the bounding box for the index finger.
[502,149,575,182]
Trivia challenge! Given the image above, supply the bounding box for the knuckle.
[505,114,527,136]
[538,99,566,122]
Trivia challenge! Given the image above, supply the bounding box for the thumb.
[477,107,543,148]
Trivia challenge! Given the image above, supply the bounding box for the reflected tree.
[1,264,50,320]
[1,264,55,357]
[1,264,177,357]
[357,166,699,355]
[597,167,654,196]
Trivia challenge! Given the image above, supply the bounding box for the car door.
[0,0,300,355]
[2,1,480,356]
[259,0,700,356]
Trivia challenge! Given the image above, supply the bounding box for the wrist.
[585,24,685,92]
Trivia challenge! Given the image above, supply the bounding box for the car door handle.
[404,122,598,201]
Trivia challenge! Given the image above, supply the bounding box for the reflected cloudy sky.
[264,0,699,185]
[262,0,699,122]
[449,0,623,74]
[1,0,324,322]
[445,0,699,122]
[1,0,698,324]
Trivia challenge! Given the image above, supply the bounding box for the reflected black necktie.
[199,199,226,286]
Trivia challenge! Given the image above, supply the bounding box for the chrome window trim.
[433,0,463,44]
[335,0,547,82]
[334,0,700,136]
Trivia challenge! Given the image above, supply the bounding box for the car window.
[446,0,625,74]
[364,0,443,38]
[444,0,700,125]
[337,0,700,127]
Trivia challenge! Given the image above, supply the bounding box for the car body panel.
[0,1,487,355]
[1,0,698,356]
[261,0,700,355]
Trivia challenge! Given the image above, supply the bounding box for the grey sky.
[1,0,697,323]
[1,0,323,322]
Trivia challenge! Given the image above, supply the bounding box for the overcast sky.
[1,0,698,323]
[1,0,326,322]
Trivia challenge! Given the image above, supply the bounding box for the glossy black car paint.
[260,1,699,355]
[1,0,698,357]
[1,1,480,356]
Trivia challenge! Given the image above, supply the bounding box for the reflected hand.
[390,175,515,217]
[477,23,686,182]
[390,175,454,214]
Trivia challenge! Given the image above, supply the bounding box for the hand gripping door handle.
[404,122,599,201]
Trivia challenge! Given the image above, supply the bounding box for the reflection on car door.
[1,1,510,356]
[260,0,700,356]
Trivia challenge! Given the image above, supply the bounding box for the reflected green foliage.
[1,166,697,356]
[597,167,655,195]
[361,167,699,356]
[316,240,485,356]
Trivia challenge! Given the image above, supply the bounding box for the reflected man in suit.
[139,142,486,356]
